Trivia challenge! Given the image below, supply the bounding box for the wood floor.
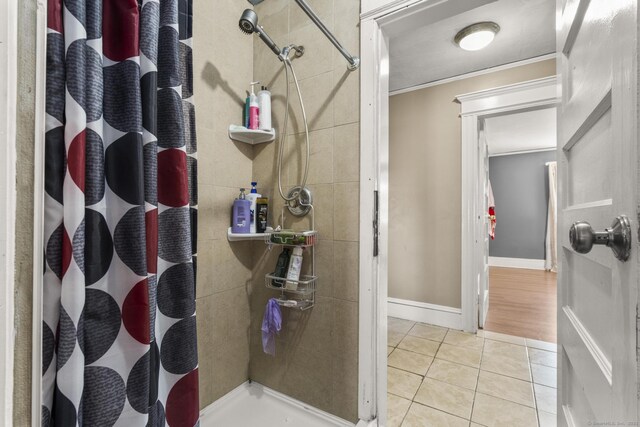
[483,267,557,343]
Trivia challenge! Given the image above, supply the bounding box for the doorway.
[386,74,559,427]
[363,1,640,426]
[360,0,559,425]
[481,107,558,343]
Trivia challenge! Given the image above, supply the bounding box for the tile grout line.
[398,398,411,427]
[525,344,543,427]
[469,333,486,426]
[406,323,423,403]
[528,344,559,426]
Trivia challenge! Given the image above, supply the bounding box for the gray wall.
[489,150,556,260]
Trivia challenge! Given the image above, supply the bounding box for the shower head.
[239,9,258,34]
[239,9,282,57]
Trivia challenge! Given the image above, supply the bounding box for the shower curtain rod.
[293,0,360,71]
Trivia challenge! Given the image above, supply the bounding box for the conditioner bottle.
[273,248,291,288]
[285,247,303,291]
[258,86,272,131]
[246,182,261,234]
[249,81,260,130]
[231,188,251,234]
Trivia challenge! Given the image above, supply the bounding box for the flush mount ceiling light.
[454,22,500,51]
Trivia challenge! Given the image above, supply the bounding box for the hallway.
[484,267,557,343]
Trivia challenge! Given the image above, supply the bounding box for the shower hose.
[277,47,310,205]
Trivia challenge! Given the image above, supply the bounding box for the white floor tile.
[538,410,557,427]
[531,363,557,388]
[534,383,557,414]
[526,338,557,352]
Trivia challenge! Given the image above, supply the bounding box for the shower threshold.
[200,381,355,427]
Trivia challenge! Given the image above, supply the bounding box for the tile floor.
[387,317,558,427]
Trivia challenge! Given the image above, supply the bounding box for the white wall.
[485,108,557,155]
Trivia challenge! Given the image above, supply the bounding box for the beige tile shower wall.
[388,59,556,309]
[250,0,361,423]
[193,0,255,409]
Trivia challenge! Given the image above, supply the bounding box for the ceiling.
[485,108,557,156]
[389,0,556,92]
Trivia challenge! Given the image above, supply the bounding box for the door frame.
[0,0,18,424]
[456,76,559,332]
[360,1,449,423]
[359,0,517,424]
[30,0,48,424]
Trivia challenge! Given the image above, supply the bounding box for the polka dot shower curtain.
[42,0,199,425]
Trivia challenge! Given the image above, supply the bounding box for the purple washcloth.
[262,298,282,356]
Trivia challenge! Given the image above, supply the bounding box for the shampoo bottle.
[258,86,272,131]
[285,247,304,290]
[249,81,260,130]
[231,188,251,234]
[256,197,269,233]
[246,182,262,234]
[243,93,250,128]
[272,248,291,288]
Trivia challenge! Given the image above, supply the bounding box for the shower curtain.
[545,162,558,272]
[42,0,199,425]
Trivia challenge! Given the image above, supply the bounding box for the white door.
[478,126,490,328]
[557,0,638,424]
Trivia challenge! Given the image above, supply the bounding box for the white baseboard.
[388,298,462,330]
[489,257,545,270]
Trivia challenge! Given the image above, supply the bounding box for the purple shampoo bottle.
[232,188,251,233]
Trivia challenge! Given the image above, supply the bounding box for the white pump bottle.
[258,86,272,131]
[249,81,260,130]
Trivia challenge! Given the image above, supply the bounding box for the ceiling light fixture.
[454,22,500,51]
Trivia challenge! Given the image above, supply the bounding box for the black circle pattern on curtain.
[42,0,199,425]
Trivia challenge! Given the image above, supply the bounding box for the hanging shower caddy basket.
[264,205,318,311]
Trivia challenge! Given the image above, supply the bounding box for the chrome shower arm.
[292,0,360,71]
[256,25,282,57]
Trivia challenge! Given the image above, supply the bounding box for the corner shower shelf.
[227,227,270,242]
[228,125,276,145]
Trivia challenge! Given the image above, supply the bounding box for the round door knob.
[569,215,632,261]
[569,221,598,254]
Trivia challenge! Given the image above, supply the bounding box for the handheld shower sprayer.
[239,9,282,57]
